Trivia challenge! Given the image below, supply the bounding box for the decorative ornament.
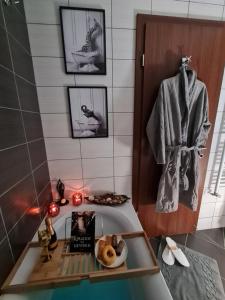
[56,179,69,206]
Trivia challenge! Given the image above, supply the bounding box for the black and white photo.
[68,87,108,138]
[60,7,106,74]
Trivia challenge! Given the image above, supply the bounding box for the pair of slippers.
[162,237,190,267]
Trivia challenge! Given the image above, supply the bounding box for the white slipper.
[166,237,190,267]
[162,245,175,265]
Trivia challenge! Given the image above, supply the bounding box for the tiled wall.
[0,0,52,286]
[198,73,225,230]
[24,0,225,227]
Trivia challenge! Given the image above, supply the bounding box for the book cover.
[70,211,95,252]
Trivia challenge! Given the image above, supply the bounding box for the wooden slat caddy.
[1,231,159,294]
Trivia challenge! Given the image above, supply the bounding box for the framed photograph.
[67,86,108,138]
[60,6,106,75]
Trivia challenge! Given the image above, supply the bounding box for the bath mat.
[157,239,225,300]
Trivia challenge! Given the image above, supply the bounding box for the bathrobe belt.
[166,145,204,156]
[166,145,204,191]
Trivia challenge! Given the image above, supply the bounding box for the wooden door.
[133,15,225,237]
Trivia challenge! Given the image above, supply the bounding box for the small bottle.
[45,217,58,250]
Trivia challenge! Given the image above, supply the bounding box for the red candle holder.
[47,201,60,217]
[72,192,82,206]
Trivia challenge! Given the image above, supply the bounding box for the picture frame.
[67,86,108,139]
[60,6,106,75]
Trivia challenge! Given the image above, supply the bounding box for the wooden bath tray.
[1,231,159,294]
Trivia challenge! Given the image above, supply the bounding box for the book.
[70,211,95,252]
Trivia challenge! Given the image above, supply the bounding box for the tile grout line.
[0,62,35,86]
[0,105,40,114]
[0,208,15,263]
[111,0,116,194]
[74,70,85,193]
[3,189,49,241]
[1,4,42,258]
[0,137,44,153]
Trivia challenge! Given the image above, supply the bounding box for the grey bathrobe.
[146,67,210,213]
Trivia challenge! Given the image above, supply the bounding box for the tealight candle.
[72,192,82,206]
[47,201,60,217]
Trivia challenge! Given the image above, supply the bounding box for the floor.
[150,228,225,290]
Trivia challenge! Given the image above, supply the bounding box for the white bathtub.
[1,202,173,300]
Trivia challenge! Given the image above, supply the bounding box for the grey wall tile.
[0,212,6,243]
[22,112,43,141]
[0,26,12,71]
[28,138,47,170]
[9,36,35,83]
[0,1,4,28]
[0,145,30,196]
[0,176,36,232]
[16,76,39,112]
[0,108,25,149]
[38,182,52,219]
[3,3,30,53]
[33,162,50,196]
[8,202,40,260]
[0,238,14,287]
[0,66,19,109]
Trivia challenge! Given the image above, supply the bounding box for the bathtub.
[1,202,173,300]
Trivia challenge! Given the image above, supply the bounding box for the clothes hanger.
[181,56,192,71]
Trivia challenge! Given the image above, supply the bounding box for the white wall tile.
[107,88,113,112]
[80,136,113,158]
[223,7,225,21]
[199,202,216,218]
[108,113,113,135]
[113,60,135,87]
[51,179,84,199]
[112,0,150,29]
[106,28,112,59]
[41,114,70,137]
[24,0,67,24]
[33,57,74,86]
[115,176,132,196]
[222,69,225,88]
[214,201,225,217]
[210,132,225,154]
[112,29,135,59]
[197,218,212,230]
[214,112,223,133]
[152,0,189,17]
[189,2,224,20]
[82,158,113,178]
[212,216,225,228]
[76,59,112,86]
[45,138,81,160]
[37,87,68,113]
[201,189,217,203]
[114,156,132,176]
[83,177,114,195]
[114,136,133,157]
[217,89,225,112]
[114,113,134,135]
[113,88,134,112]
[69,0,112,28]
[191,0,224,5]
[48,159,82,180]
[28,24,62,57]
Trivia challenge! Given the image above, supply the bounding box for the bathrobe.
[146,66,210,213]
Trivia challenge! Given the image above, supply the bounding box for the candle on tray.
[72,192,82,206]
[47,201,60,217]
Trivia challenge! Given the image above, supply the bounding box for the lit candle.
[72,192,82,206]
[47,201,60,217]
